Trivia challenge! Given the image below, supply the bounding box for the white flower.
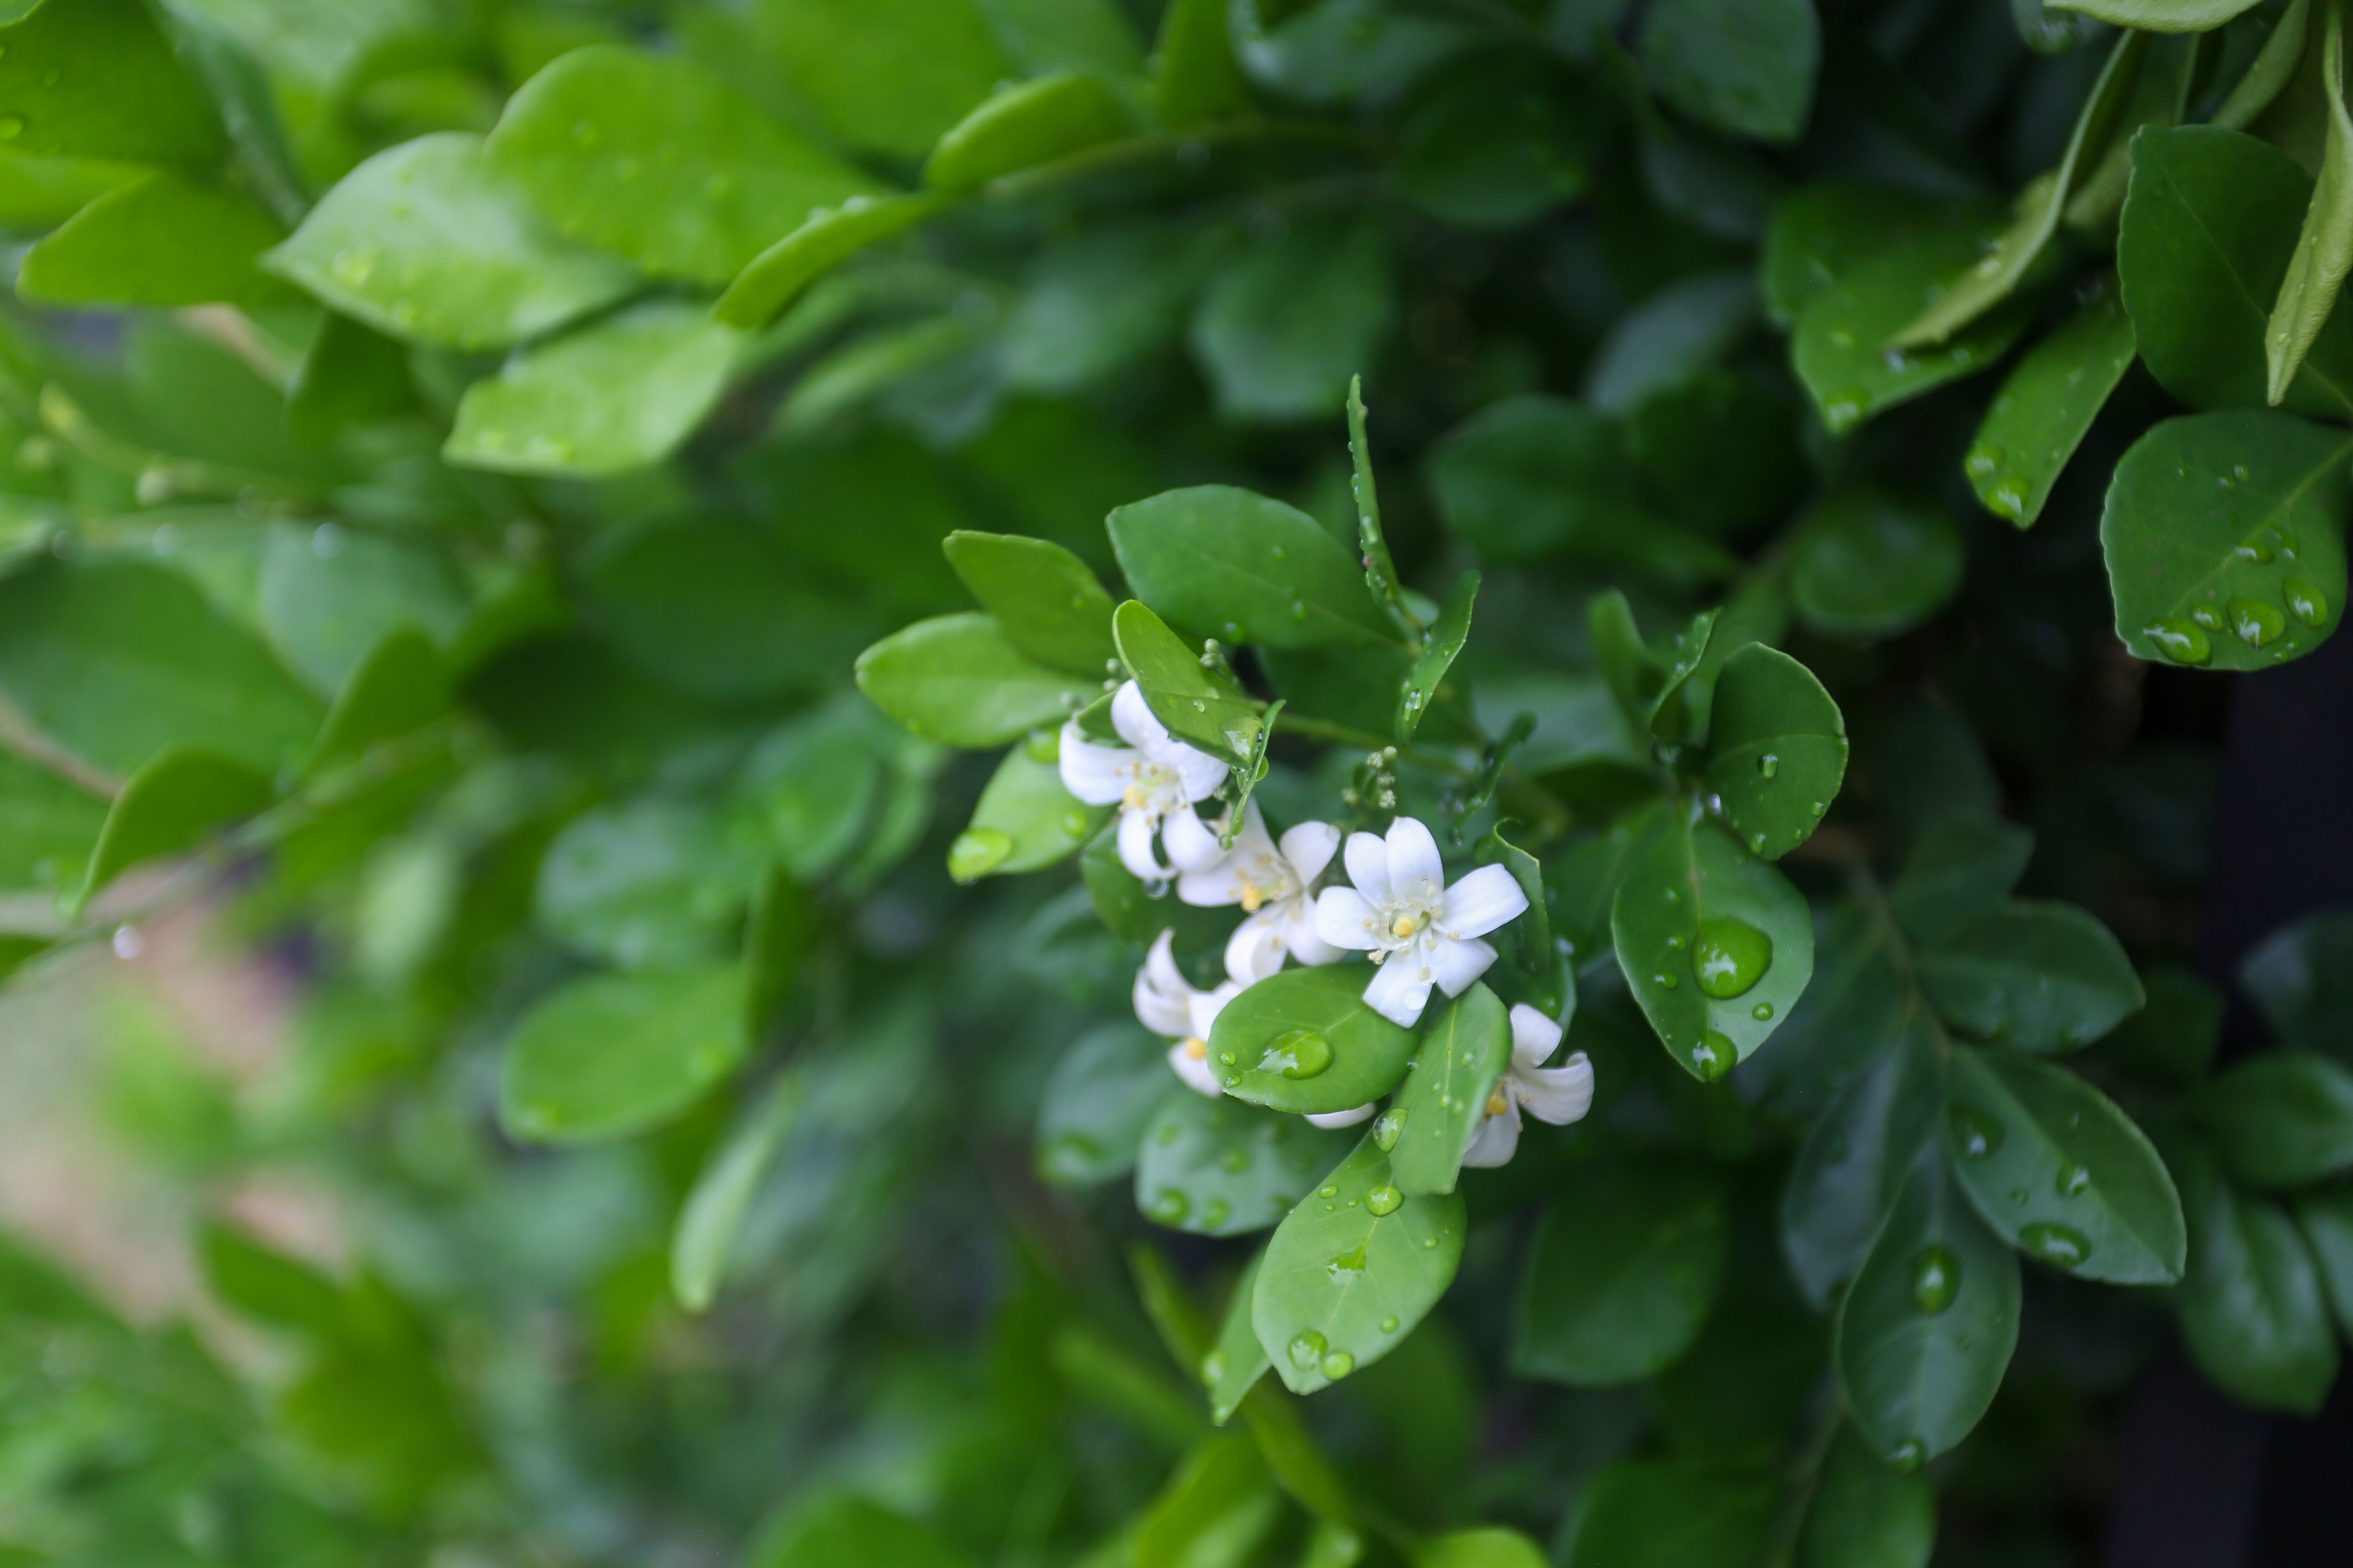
[1311,815,1529,1028]
[1133,930,1240,1098]
[1176,798,1345,984]
[1060,682,1230,882]
[1462,1004,1594,1168]
[1305,1103,1376,1128]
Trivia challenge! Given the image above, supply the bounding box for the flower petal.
[1111,681,1169,751]
[1460,1102,1522,1167]
[1162,805,1230,876]
[1188,979,1242,1039]
[1178,855,1247,908]
[1277,898,1343,967]
[1342,831,1392,904]
[1226,913,1290,985]
[1279,820,1342,886]
[1509,1003,1564,1071]
[1169,1042,1224,1098]
[1314,887,1382,950]
[1362,953,1433,1027]
[1438,864,1529,940]
[1516,1053,1594,1126]
[1166,741,1228,803]
[1057,727,1131,805]
[1305,1103,1376,1128]
[1118,806,1171,881]
[1425,933,1497,997]
[1134,933,1192,1038]
[1385,816,1445,905]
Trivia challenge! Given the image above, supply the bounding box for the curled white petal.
[1118,807,1170,881]
[1111,681,1169,751]
[1509,1002,1564,1070]
[1460,1100,1522,1167]
[1384,816,1446,904]
[1274,899,1342,967]
[1225,914,1290,986]
[1516,1053,1593,1126]
[1305,1103,1376,1128]
[1439,864,1529,940]
[1164,743,1229,803]
[1058,727,1130,805]
[1168,1041,1224,1098]
[1162,805,1229,876]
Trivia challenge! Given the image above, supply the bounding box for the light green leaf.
[1610,813,1814,1079]
[0,148,141,228]
[1513,1158,1729,1384]
[857,612,1094,748]
[2050,0,2265,29]
[1414,1527,1550,1568]
[2270,4,2353,403]
[1251,1133,1465,1394]
[980,0,1144,77]
[1190,220,1393,423]
[750,1493,978,1568]
[486,45,876,285]
[731,701,887,882]
[1792,230,2029,433]
[2100,410,2349,672]
[1761,182,1963,327]
[1886,812,2034,946]
[0,751,104,894]
[1788,487,1964,644]
[1560,1461,1778,1568]
[714,193,948,330]
[196,1222,346,1338]
[1386,983,1509,1197]
[1203,1249,1270,1422]
[1782,994,1941,1305]
[2202,1051,2353,1189]
[1943,1047,2186,1283]
[1916,901,2144,1051]
[1137,1091,1356,1236]
[1699,642,1846,861]
[264,133,639,351]
[76,746,272,912]
[2214,0,2312,131]
[673,1075,799,1311]
[953,745,1103,881]
[1039,1024,1171,1188]
[285,312,417,445]
[536,797,758,970]
[925,72,1134,189]
[1396,573,1474,743]
[1132,1433,1281,1568]
[1967,282,2138,527]
[1799,1431,1936,1568]
[1834,1150,2021,1466]
[1208,963,1417,1115]
[446,300,738,477]
[759,0,1010,157]
[1588,590,1718,744]
[1638,0,1820,144]
[1114,598,1262,766]
[499,965,748,1146]
[2174,1144,2338,1413]
[1150,0,1247,123]
[943,530,1119,675]
[18,171,290,309]
[0,0,224,166]
[1109,486,1392,650]
[258,522,469,696]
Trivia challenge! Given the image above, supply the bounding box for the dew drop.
[1692,916,1772,999]
[1260,1029,1332,1079]
[1889,1439,1926,1473]
[2191,606,2224,632]
[2285,578,2331,628]
[1366,1184,1402,1217]
[1217,1146,1250,1173]
[1326,1241,1368,1281]
[1911,1244,1959,1314]
[948,828,1013,882]
[1148,1188,1191,1224]
[1759,753,1779,778]
[1751,1002,1773,1020]
[1689,1031,1734,1082]
[2140,618,2211,666]
[1653,972,1679,990]
[1287,1329,1327,1369]
[1379,1316,1399,1333]
[2022,1222,2093,1267]
[0,114,25,140]
[1320,1350,1355,1379]
[1372,1106,1407,1151]
[1950,1103,2004,1160]
[1201,1350,1226,1384]
[2229,597,2286,647]
[2056,1160,2091,1198]
[1203,1199,1230,1227]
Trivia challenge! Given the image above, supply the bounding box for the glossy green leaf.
[750,1493,977,1568]
[731,702,888,882]
[983,0,1144,77]
[1700,642,1847,861]
[2100,410,2350,673]
[0,0,224,166]
[2214,0,2312,130]
[1038,1024,1169,1188]
[18,172,290,309]
[1108,487,1393,650]
[1514,1158,1729,1384]
[1150,0,1247,123]
[536,797,758,970]
[1588,591,1718,745]
[258,522,470,697]
[1560,1461,1778,1568]
[760,0,1009,157]
[1132,1433,1280,1568]
[1916,901,2143,1052]
[2049,0,2266,30]
[1638,0,1820,144]
[925,72,1134,189]
[2292,1186,2353,1340]
[486,45,876,285]
[1610,813,1814,1079]
[858,612,1095,748]
[1834,1150,2021,1466]
[1415,1527,1549,1568]
[1624,368,1808,539]
[1943,1047,2186,1283]
[1791,231,2029,433]
[943,530,1118,675]
[1799,1431,1936,1568]
[0,148,139,227]
[1395,573,1475,741]
[1190,220,1393,423]
[2119,126,2353,418]
[2174,1145,2338,1414]
[1788,488,1964,644]
[75,746,272,911]
[0,751,104,893]
[1761,182,1962,327]
[1968,283,2137,528]
[1202,1249,1271,1422]
[1895,29,2145,347]
[1386,983,1509,1197]
[955,746,1103,881]
[265,133,639,351]
[2202,1051,2353,1189]
[1886,812,2034,946]
[2269,5,2353,403]
[714,193,949,329]
[1394,64,1586,228]
[672,1074,799,1311]
[1251,1134,1465,1394]
[1782,997,1941,1305]
[1208,963,1417,1115]
[1137,1092,1355,1236]
[445,300,737,477]
[1114,598,1262,767]
[1583,270,1758,415]
[285,312,417,445]
[500,965,748,1146]
[2240,910,2353,1054]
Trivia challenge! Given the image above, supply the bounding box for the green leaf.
[2202,1051,2353,1189]
[2100,410,2349,673]
[1638,0,1820,144]
[1762,182,1963,327]
[285,312,417,445]
[1788,488,1964,644]
[954,745,1103,881]
[1834,1150,2021,1466]
[0,0,225,166]
[2292,1186,2353,1339]
[714,193,949,329]
[732,703,887,882]
[1560,1461,1778,1568]
[1386,983,1510,1197]
[1584,270,1759,415]
[1588,591,1719,744]
[1137,1091,1356,1236]
[499,965,748,1146]
[1624,368,1808,539]
[1150,0,1247,123]
[1251,1133,1465,1394]
[943,530,1118,675]
[1610,813,1814,1079]
[1886,812,2034,946]
[264,133,638,351]
[672,1074,799,1311]
[1916,901,2144,1051]
[1943,1047,2186,1284]
[1513,1158,1729,1384]
[1394,64,1587,228]
[1699,642,1847,861]
[760,0,1010,157]
[1132,1433,1281,1568]
[1414,1527,1551,1568]
[1108,486,1393,650]
[2050,0,2267,30]
[0,751,104,894]
[2119,126,2353,417]
[258,522,470,696]
[1081,826,1238,950]
[444,300,738,477]
[0,148,139,228]
[1038,1024,1169,1188]
[1799,1431,1936,1568]
[536,798,758,970]
[750,1493,978,1568]
[1894,29,2146,347]
[858,612,1096,748]
[76,746,272,912]
[1113,598,1262,767]
[981,0,1145,77]
[1203,1249,1271,1422]
[486,45,876,285]
[2214,0,2312,131]
[1474,822,1553,977]
[925,72,1134,189]
[1791,231,2030,433]
[2241,910,2353,1053]
[2096,967,2224,1088]
[18,171,290,309]
[2174,1145,2338,1414]
[196,1222,346,1337]
[1190,220,1393,423]
[1782,996,1941,1305]
[0,557,324,780]
[1208,964,1418,1115]
[1967,282,2138,527]
[2270,5,2353,403]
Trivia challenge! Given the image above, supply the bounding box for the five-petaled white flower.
[1133,930,1240,1098]
[1176,798,1344,983]
[1060,681,1229,882]
[1462,1004,1594,1167]
[1312,815,1529,1027]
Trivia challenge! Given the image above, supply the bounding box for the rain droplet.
[1201,1350,1226,1384]
[2285,578,2331,627]
[1689,1032,1734,1082]
[1366,1185,1401,1217]
[1692,917,1771,999]
[1260,1029,1332,1079]
[1217,1146,1250,1173]
[2191,606,2224,631]
[1379,1316,1399,1333]
[2229,597,2286,647]
[2056,1160,2091,1198]
[1654,972,1679,990]
[1889,1439,1926,1473]
[1911,1244,1960,1313]
[1373,1106,1406,1150]
[1287,1329,1327,1369]
[2140,618,2211,666]
[948,829,1012,882]
[1759,753,1779,778]
[1326,1241,1367,1281]
[1203,1199,1230,1227]
[1751,1002,1773,1020]
[2234,534,2273,563]
[1320,1350,1356,1379]
[0,115,25,140]
[1950,1104,2004,1160]
[1148,1188,1191,1224]
[2022,1222,2093,1268]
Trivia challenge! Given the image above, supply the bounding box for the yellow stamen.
[1390,913,1420,940]
[1240,879,1265,913]
[1486,1089,1510,1117]
[1122,785,1148,810]
[1183,1037,1208,1060]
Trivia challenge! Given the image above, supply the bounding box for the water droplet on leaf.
[1951,1104,2004,1160]
[1260,1029,1332,1079]
[1366,1185,1401,1217]
[2022,1222,2093,1267]
[1692,917,1771,999]
[1911,1244,1959,1314]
